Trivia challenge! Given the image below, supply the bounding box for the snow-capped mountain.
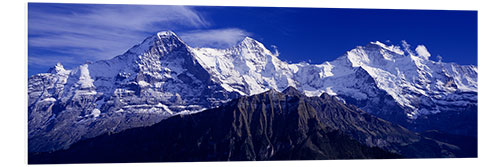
[28,31,239,152]
[28,31,477,153]
[292,41,477,131]
[192,36,477,128]
[191,37,298,95]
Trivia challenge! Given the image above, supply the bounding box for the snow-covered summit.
[28,31,477,153]
[47,62,67,74]
[191,36,295,95]
[368,41,405,55]
[157,30,177,37]
[28,30,237,152]
[235,37,272,54]
[191,37,476,119]
[327,41,477,118]
[127,30,186,55]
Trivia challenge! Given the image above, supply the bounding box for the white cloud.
[27,4,253,76]
[179,28,251,48]
[415,45,431,60]
[28,4,209,60]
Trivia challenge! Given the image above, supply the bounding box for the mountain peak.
[156,30,178,39]
[369,41,388,48]
[367,40,433,60]
[365,41,405,55]
[127,30,186,54]
[237,37,265,49]
[282,86,302,96]
[154,30,183,44]
[242,36,256,42]
[230,36,276,58]
[47,62,66,74]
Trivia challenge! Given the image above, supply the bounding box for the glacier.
[28,30,477,153]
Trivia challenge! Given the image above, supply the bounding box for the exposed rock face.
[28,31,477,153]
[28,31,239,152]
[29,88,474,164]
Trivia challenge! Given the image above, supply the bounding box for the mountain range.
[28,31,477,158]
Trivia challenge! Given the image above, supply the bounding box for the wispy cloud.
[28,54,85,76]
[27,3,254,76]
[179,28,251,49]
[28,4,209,62]
[28,55,83,67]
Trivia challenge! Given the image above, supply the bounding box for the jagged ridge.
[29,87,474,164]
[28,30,477,153]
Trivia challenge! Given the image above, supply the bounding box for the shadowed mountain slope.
[29,87,474,164]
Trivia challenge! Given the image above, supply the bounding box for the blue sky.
[28,3,477,76]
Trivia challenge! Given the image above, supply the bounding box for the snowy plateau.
[28,31,477,153]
